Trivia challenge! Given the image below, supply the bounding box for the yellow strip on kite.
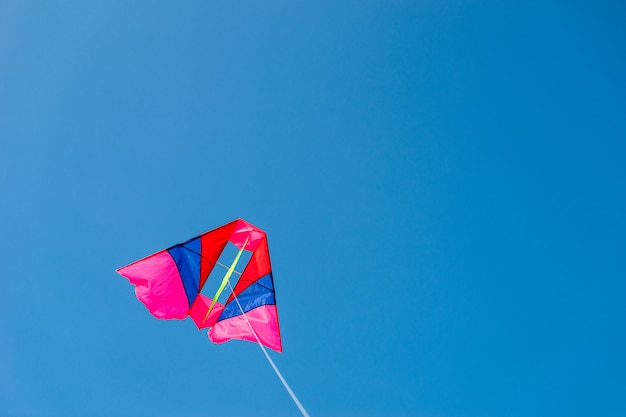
[203,235,250,323]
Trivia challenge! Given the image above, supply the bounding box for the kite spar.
[116,219,310,417]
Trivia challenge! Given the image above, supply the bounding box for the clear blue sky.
[1,1,625,416]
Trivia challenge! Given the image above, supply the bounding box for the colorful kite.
[116,219,282,352]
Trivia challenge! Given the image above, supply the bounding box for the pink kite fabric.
[116,219,283,352]
[118,250,189,319]
[209,304,281,352]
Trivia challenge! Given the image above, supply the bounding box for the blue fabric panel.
[167,237,201,307]
[255,273,274,291]
[219,273,276,321]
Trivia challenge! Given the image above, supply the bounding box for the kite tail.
[227,281,311,417]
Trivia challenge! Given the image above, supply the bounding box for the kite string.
[226,280,311,417]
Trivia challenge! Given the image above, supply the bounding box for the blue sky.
[1,1,625,416]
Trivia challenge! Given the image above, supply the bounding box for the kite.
[116,219,310,417]
[116,218,282,352]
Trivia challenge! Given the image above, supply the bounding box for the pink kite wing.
[116,219,282,352]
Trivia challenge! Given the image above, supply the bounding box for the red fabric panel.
[227,236,272,303]
[189,294,224,329]
[199,220,237,289]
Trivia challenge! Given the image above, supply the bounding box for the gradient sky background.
[1,2,625,417]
